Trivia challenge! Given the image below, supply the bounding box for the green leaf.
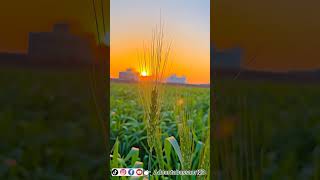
[195,141,204,154]
[192,141,203,169]
[133,161,143,168]
[124,147,140,166]
[111,138,120,168]
[118,158,127,167]
[165,136,183,165]
[164,137,172,169]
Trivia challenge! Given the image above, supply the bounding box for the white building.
[166,74,186,84]
[119,68,139,82]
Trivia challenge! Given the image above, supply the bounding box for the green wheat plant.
[137,20,172,172]
[198,114,210,180]
[175,97,194,170]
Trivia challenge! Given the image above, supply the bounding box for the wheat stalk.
[137,18,172,171]
[175,96,194,170]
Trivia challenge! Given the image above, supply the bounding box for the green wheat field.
[0,69,105,179]
[110,82,210,180]
[111,80,320,180]
[1,69,320,179]
[213,80,320,180]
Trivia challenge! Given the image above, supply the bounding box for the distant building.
[212,45,242,70]
[28,23,93,63]
[119,68,139,82]
[166,74,186,84]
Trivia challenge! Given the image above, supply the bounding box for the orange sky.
[213,0,320,71]
[110,0,210,84]
[3,0,319,73]
[0,0,109,53]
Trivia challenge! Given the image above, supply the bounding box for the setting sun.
[141,71,148,77]
[111,0,210,84]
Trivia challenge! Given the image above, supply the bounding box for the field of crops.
[0,69,105,179]
[110,80,320,180]
[110,82,210,179]
[2,68,320,180]
[213,80,320,179]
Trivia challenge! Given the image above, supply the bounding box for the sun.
[141,71,148,77]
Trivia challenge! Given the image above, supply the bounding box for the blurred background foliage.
[0,69,106,179]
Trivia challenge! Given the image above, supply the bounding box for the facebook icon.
[128,169,134,176]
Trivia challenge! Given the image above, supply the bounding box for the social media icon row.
[111,168,148,176]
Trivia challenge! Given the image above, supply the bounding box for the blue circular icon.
[128,169,134,175]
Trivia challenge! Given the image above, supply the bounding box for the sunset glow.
[111,0,210,84]
[140,71,148,77]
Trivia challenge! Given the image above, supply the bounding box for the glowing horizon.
[110,0,210,84]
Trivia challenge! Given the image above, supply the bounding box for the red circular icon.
[120,169,126,175]
[136,169,143,175]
